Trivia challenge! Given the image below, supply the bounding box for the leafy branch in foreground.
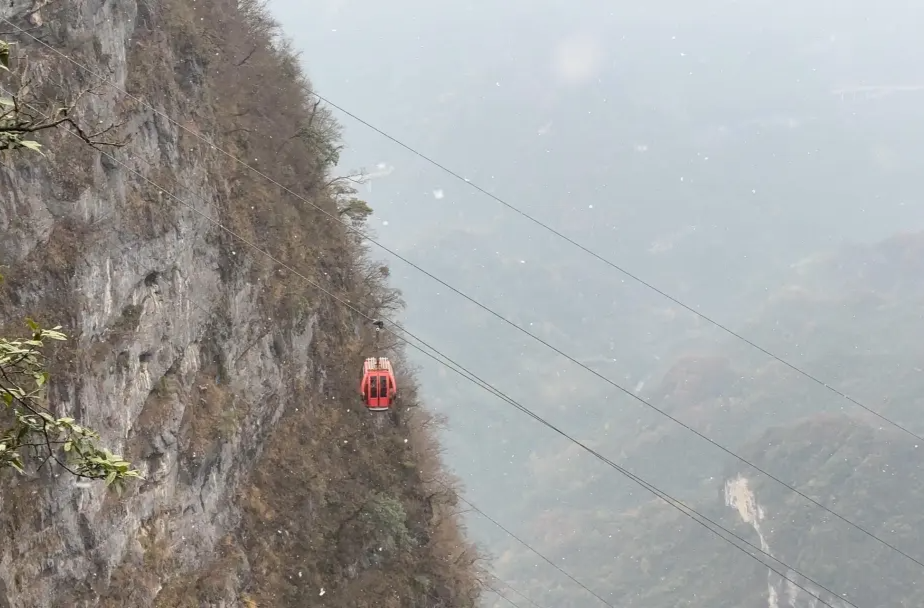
[0,38,138,492]
[0,319,142,491]
[0,38,128,154]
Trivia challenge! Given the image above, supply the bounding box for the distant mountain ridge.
[483,229,924,606]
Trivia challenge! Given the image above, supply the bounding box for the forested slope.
[485,231,924,607]
[0,1,481,606]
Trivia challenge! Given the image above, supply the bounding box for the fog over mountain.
[270,1,924,605]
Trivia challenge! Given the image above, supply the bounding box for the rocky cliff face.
[0,1,480,606]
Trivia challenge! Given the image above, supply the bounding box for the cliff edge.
[0,0,481,606]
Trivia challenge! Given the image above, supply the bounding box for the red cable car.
[359,357,398,411]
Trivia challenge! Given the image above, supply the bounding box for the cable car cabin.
[359,357,398,411]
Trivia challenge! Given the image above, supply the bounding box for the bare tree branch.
[0,39,130,152]
[236,45,258,67]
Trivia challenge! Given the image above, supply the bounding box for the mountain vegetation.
[0,1,482,606]
[477,230,924,607]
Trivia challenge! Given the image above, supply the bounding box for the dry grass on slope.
[123,0,484,605]
[235,349,483,607]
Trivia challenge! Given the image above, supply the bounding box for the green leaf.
[63,440,72,452]
[19,139,44,154]
[25,318,39,332]
[0,41,9,71]
[105,470,117,486]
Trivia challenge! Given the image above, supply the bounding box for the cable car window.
[369,375,378,398]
